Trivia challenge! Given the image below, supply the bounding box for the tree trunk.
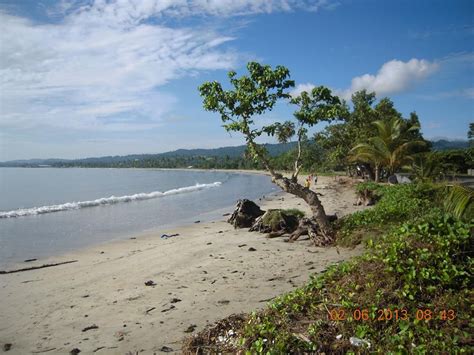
[375,165,380,182]
[270,173,334,244]
[244,136,334,245]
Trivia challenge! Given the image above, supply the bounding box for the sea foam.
[0,181,222,218]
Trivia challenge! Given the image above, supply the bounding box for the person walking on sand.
[314,173,318,185]
[305,175,311,189]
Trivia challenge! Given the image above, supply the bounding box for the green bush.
[238,213,473,354]
[338,183,443,246]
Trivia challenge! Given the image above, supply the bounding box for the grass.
[183,183,473,354]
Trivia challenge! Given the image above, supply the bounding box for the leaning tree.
[199,62,347,245]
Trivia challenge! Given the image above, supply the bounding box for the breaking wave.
[0,182,222,218]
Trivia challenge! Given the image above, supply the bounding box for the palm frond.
[444,184,474,219]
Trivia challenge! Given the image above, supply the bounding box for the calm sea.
[0,168,276,267]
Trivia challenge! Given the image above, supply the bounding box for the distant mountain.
[430,139,470,151]
[0,142,297,167]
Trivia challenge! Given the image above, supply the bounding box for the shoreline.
[0,176,366,354]
[0,169,278,269]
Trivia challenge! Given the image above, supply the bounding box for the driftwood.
[227,199,264,228]
[0,260,78,274]
[288,215,338,246]
[248,208,338,247]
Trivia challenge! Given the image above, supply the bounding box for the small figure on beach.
[313,173,318,185]
[305,175,312,189]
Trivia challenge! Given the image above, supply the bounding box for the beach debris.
[21,279,42,284]
[182,314,246,352]
[248,247,257,252]
[3,343,12,352]
[130,237,136,240]
[218,230,223,233]
[184,324,197,333]
[228,199,264,228]
[24,258,37,262]
[170,298,182,303]
[145,307,156,314]
[159,346,174,352]
[194,220,201,223]
[144,280,156,286]
[222,213,230,216]
[349,336,371,348]
[81,294,89,298]
[82,325,99,332]
[0,260,78,274]
[160,233,179,239]
[207,242,212,245]
[259,296,276,302]
[293,333,311,344]
[238,244,247,247]
[92,347,105,353]
[218,300,230,305]
[161,305,176,313]
[69,348,81,354]
[32,348,57,353]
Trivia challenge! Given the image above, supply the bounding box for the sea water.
[0,168,276,267]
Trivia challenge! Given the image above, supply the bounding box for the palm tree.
[409,153,442,182]
[350,118,426,182]
[444,184,474,220]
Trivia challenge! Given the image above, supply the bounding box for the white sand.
[0,175,366,354]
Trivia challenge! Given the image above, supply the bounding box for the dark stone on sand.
[194,220,201,223]
[184,324,197,333]
[70,348,81,355]
[82,325,98,332]
[248,247,257,252]
[160,346,174,352]
[144,280,156,286]
[170,298,182,303]
[3,344,12,352]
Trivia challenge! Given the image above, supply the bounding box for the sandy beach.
[0,175,366,354]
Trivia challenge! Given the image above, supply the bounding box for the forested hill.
[0,142,297,168]
[431,139,469,150]
[1,139,469,169]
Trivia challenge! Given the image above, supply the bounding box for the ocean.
[0,168,277,267]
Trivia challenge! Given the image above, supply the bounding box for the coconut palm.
[350,118,426,182]
[409,153,442,182]
[444,184,474,220]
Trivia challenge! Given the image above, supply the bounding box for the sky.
[0,0,473,161]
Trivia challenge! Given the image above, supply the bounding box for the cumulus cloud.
[336,58,439,100]
[290,83,316,97]
[0,0,337,134]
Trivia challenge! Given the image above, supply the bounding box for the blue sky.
[0,0,472,160]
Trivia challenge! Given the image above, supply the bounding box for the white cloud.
[336,58,439,100]
[0,0,338,135]
[290,83,316,97]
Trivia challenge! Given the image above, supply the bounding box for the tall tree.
[199,62,347,244]
[350,118,426,181]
